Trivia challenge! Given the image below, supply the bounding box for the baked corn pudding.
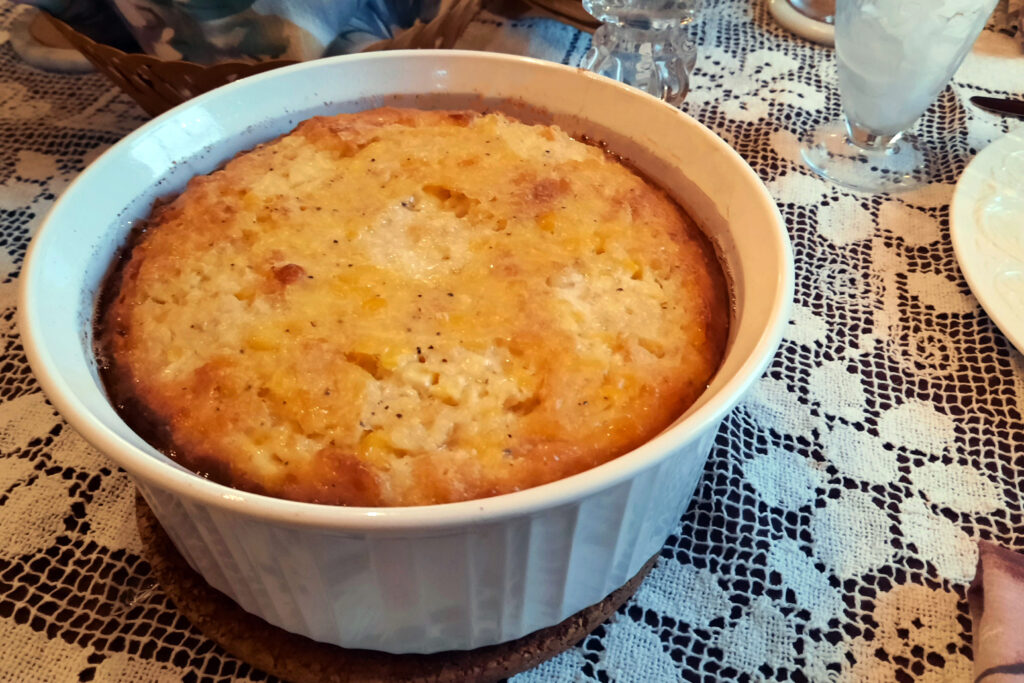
[97,107,729,507]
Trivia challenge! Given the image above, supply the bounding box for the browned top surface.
[99,107,728,506]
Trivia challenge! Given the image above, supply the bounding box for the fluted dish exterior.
[136,427,715,652]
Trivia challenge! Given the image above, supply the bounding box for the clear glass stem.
[844,119,901,152]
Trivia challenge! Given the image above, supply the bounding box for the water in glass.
[801,0,997,193]
[837,0,996,137]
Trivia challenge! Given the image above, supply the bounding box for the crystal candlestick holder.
[581,0,700,106]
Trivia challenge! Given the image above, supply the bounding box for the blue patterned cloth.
[17,0,445,62]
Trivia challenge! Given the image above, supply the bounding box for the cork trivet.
[136,494,656,683]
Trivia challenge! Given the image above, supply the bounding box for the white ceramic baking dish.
[19,50,793,654]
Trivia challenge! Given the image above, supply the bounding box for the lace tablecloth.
[2,0,1023,680]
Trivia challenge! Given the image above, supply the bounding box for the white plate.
[951,127,1024,355]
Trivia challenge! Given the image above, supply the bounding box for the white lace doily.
[1,0,1023,680]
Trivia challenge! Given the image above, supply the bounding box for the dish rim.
[950,126,1024,356]
[19,49,794,531]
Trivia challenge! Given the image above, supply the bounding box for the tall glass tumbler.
[802,0,997,193]
[581,0,701,106]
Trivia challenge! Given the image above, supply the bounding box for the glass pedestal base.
[581,25,696,106]
[801,119,929,194]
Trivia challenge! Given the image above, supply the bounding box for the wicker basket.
[44,0,482,117]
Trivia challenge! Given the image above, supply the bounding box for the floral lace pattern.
[1,1,1023,680]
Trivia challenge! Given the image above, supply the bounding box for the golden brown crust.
[99,107,728,507]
